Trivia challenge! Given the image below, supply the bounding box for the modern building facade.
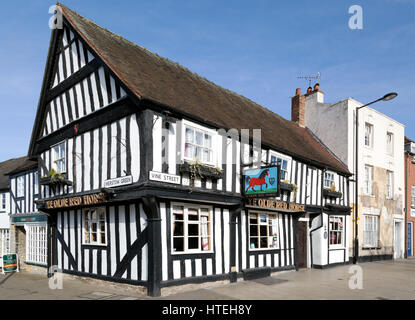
[24,4,352,296]
[304,85,405,262]
[404,137,415,258]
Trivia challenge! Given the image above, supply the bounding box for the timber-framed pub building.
[25,3,352,296]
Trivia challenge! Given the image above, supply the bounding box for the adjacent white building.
[303,84,405,261]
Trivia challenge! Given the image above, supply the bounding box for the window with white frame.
[386,132,394,155]
[329,216,344,247]
[16,176,24,198]
[34,172,39,195]
[364,165,373,195]
[365,123,373,148]
[52,142,66,173]
[363,215,379,248]
[184,126,214,165]
[249,212,279,250]
[171,204,213,253]
[412,186,415,207]
[0,229,10,257]
[26,225,47,265]
[386,171,394,199]
[1,194,5,210]
[270,153,290,180]
[324,172,335,189]
[83,207,106,245]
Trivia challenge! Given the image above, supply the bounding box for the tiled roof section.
[0,157,37,190]
[59,3,350,175]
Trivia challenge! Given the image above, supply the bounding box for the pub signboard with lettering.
[243,166,280,198]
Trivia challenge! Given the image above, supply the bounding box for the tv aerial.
[297,72,321,87]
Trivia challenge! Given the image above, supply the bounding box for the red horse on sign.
[245,169,269,192]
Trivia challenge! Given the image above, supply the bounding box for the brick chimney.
[292,88,306,127]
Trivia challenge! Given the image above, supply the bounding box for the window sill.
[81,243,107,248]
[249,248,280,252]
[362,246,381,250]
[179,162,224,180]
[171,251,214,256]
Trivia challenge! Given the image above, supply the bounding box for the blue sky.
[0,0,414,161]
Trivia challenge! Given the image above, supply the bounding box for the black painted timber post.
[142,196,162,297]
[293,215,299,271]
[229,204,242,283]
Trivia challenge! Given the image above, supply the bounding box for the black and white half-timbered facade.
[26,4,352,296]
[6,158,48,267]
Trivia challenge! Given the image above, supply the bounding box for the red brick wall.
[405,153,415,257]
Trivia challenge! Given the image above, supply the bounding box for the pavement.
[0,259,414,300]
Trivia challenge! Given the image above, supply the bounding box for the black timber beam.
[34,96,136,155]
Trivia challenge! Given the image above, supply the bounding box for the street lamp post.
[353,92,398,264]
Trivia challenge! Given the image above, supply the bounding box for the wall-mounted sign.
[149,171,181,185]
[45,193,107,210]
[246,198,305,213]
[104,175,133,188]
[244,166,280,198]
[2,254,18,274]
[12,215,47,224]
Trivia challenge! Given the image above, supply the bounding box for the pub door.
[297,221,308,268]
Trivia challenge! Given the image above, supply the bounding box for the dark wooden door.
[297,221,307,268]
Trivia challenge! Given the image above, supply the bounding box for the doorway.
[394,221,403,259]
[297,221,307,268]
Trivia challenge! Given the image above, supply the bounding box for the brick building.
[404,137,415,257]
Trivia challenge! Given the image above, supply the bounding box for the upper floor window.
[52,142,66,173]
[364,165,373,195]
[269,153,291,181]
[16,176,24,198]
[172,204,213,254]
[83,207,106,245]
[386,132,394,155]
[34,172,39,195]
[329,216,344,247]
[386,171,394,199]
[412,186,415,207]
[324,172,335,189]
[1,194,6,210]
[365,123,373,148]
[184,126,214,165]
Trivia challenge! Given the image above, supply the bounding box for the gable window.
[184,126,214,165]
[16,176,24,198]
[83,207,106,245]
[364,165,373,195]
[386,171,394,199]
[386,132,394,155]
[172,204,213,254]
[324,172,335,189]
[329,216,344,247]
[249,212,279,250]
[270,153,291,181]
[363,215,379,248]
[365,123,373,148]
[52,141,67,173]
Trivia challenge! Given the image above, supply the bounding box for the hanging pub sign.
[243,166,280,198]
[2,254,19,274]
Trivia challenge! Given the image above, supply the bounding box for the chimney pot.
[314,83,320,91]
[295,88,301,96]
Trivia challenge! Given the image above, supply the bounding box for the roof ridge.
[58,3,288,124]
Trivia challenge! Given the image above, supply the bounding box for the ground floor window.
[171,204,213,254]
[249,212,279,250]
[329,216,344,247]
[363,215,379,248]
[26,225,47,265]
[0,229,10,256]
[83,207,106,245]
